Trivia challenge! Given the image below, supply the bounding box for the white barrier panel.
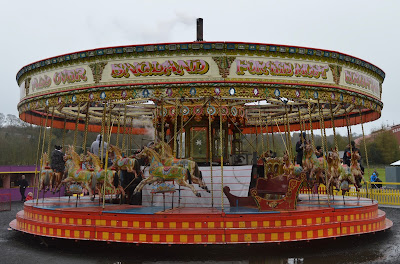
[141,165,252,208]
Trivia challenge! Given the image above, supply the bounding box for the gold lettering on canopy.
[236,60,329,79]
[111,59,209,78]
[31,75,51,91]
[53,68,87,85]
[344,70,379,95]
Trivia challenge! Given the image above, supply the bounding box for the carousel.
[10,23,392,244]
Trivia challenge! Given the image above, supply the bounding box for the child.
[25,192,33,201]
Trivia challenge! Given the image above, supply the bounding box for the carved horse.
[326,149,341,195]
[86,151,121,196]
[282,152,295,176]
[153,141,209,192]
[39,152,56,193]
[350,150,364,189]
[302,142,326,191]
[108,145,140,178]
[134,147,201,197]
[62,146,95,197]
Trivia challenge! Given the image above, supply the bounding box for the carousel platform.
[10,195,392,245]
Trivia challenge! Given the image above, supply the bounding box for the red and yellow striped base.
[10,195,392,244]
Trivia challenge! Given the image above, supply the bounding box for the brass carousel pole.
[359,108,370,201]
[121,101,128,154]
[345,110,353,157]
[62,115,67,150]
[73,103,81,151]
[265,118,270,153]
[307,100,315,150]
[208,104,214,207]
[298,106,304,144]
[317,99,330,205]
[129,118,134,156]
[329,103,339,152]
[271,121,275,154]
[153,106,157,145]
[82,103,90,154]
[46,106,55,164]
[329,102,339,198]
[115,111,121,149]
[99,102,107,206]
[37,107,49,203]
[161,99,165,157]
[259,109,265,155]
[284,105,290,158]
[34,113,44,203]
[219,103,224,211]
[103,102,113,209]
[285,104,293,161]
[180,100,184,158]
[173,99,179,158]
[100,104,107,168]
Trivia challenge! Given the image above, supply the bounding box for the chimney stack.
[196,18,203,42]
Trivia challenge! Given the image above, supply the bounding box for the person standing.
[51,145,65,173]
[296,132,306,166]
[19,175,29,201]
[90,134,108,167]
[343,141,360,167]
[315,146,323,158]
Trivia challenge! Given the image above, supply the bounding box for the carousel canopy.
[15,41,384,134]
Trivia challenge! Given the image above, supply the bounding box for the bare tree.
[0,113,4,127]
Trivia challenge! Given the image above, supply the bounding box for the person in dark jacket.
[19,175,29,201]
[296,132,306,166]
[51,145,65,173]
[315,146,323,158]
[342,141,363,172]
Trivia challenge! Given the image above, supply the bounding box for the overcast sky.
[1,0,399,136]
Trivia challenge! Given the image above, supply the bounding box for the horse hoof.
[196,193,201,197]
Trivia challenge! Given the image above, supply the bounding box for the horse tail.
[187,169,192,184]
[194,163,200,179]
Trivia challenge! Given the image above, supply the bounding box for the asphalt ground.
[1,201,399,264]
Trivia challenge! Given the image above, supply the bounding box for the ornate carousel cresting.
[10,23,392,244]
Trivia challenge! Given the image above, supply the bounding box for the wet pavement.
[1,201,399,264]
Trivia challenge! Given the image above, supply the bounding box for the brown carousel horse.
[350,150,364,190]
[302,142,326,192]
[134,147,201,197]
[39,152,56,193]
[153,141,210,193]
[282,152,294,176]
[326,149,341,195]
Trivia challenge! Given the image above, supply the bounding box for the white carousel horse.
[39,152,56,193]
[133,147,201,197]
[62,146,95,197]
[153,141,210,193]
[86,151,122,197]
[108,144,140,178]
